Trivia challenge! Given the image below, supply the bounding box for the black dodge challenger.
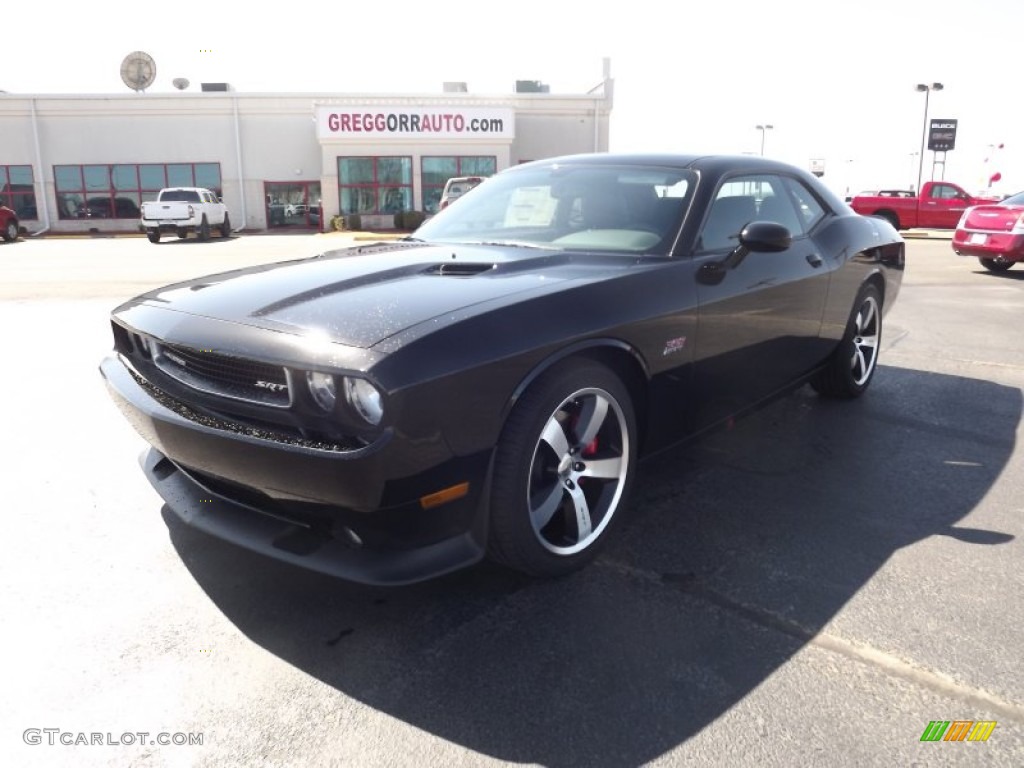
[101,154,904,585]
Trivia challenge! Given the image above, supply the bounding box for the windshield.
[1001,190,1024,206]
[415,163,695,255]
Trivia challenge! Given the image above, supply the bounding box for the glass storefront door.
[264,181,322,229]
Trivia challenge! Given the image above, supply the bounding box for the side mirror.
[739,220,792,252]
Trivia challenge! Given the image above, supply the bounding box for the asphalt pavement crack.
[598,557,1024,725]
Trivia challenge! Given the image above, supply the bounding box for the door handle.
[806,253,823,268]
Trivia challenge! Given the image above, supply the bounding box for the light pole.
[756,124,773,156]
[915,82,943,194]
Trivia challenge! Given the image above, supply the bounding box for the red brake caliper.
[569,408,600,457]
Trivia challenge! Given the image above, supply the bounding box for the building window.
[338,157,412,215]
[421,156,497,213]
[53,162,222,220]
[1,165,38,220]
[265,181,322,229]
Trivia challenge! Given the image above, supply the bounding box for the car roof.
[510,152,849,213]
[516,152,802,174]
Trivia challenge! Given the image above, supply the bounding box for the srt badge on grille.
[255,380,288,392]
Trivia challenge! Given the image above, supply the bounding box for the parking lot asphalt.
[1,233,1022,767]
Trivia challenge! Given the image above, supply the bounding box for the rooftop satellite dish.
[172,77,190,91]
[120,51,157,92]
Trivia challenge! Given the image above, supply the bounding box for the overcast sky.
[3,0,1020,197]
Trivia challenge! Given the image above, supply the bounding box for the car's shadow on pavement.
[151,235,236,246]
[971,268,1024,280]
[163,365,1020,766]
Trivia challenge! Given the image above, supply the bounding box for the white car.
[439,176,486,210]
[141,187,231,243]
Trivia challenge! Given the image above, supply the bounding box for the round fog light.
[344,377,383,426]
[306,371,337,411]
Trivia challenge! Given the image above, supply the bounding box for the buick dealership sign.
[928,119,958,152]
[316,106,515,140]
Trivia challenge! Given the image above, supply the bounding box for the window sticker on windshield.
[504,187,558,227]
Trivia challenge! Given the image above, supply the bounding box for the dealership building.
[0,68,613,235]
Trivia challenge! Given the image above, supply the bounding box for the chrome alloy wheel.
[526,386,630,555]
[850,293,880,387]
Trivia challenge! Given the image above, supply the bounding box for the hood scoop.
[423,262,496,277]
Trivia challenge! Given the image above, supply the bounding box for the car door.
[921,183,971,229]
[691,174,832,430]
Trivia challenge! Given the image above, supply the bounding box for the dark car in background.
[1,205,19,242]
[952,189,1024,272]
[101,153,904,586]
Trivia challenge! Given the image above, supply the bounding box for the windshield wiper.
[463,240,559,251]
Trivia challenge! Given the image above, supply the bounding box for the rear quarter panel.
[818,214,904,342]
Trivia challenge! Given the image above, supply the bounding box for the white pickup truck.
[141,187,231,243]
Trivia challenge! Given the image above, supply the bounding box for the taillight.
[188,204,194,218]
[1014,212,1024,233]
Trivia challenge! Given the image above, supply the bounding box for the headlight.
[306,371,337,412]
[344,377,383,426]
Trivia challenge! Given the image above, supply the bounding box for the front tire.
[810,284,882,398]
[198,216,210,241]
[220,213,231,238]
[488,360,637,577]
[980,257,1013,272]
[3,221,18,242]
[146,229,161,244]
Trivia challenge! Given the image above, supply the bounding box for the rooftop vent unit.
[200,82,231,92]
[515,80,550,93]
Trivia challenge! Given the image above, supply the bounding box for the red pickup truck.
[850,181,997,230]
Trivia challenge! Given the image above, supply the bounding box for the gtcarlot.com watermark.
[23,728,203,747]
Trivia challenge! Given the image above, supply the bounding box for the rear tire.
[980,257,1013,272]
[487,360,637,577]
[810,284,883,399]
[146,229,161,244]
[3,220,18,242]
[198,216,210,241]
[220,213,231,238]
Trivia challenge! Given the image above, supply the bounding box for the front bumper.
[101,355,489,585]
[142,448,485,585]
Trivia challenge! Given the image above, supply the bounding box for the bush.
[330,215,345,232]
[393,210,426,230]
[403,210,427,230]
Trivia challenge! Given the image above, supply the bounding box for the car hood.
[121,242,641,349]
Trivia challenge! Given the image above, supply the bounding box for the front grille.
[154,342,291,407]
[130,369,361,452]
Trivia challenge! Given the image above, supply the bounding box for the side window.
[699,174,784,251]
[930,184,958,200]
[754,177,804,236]
[782,177,827,233]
